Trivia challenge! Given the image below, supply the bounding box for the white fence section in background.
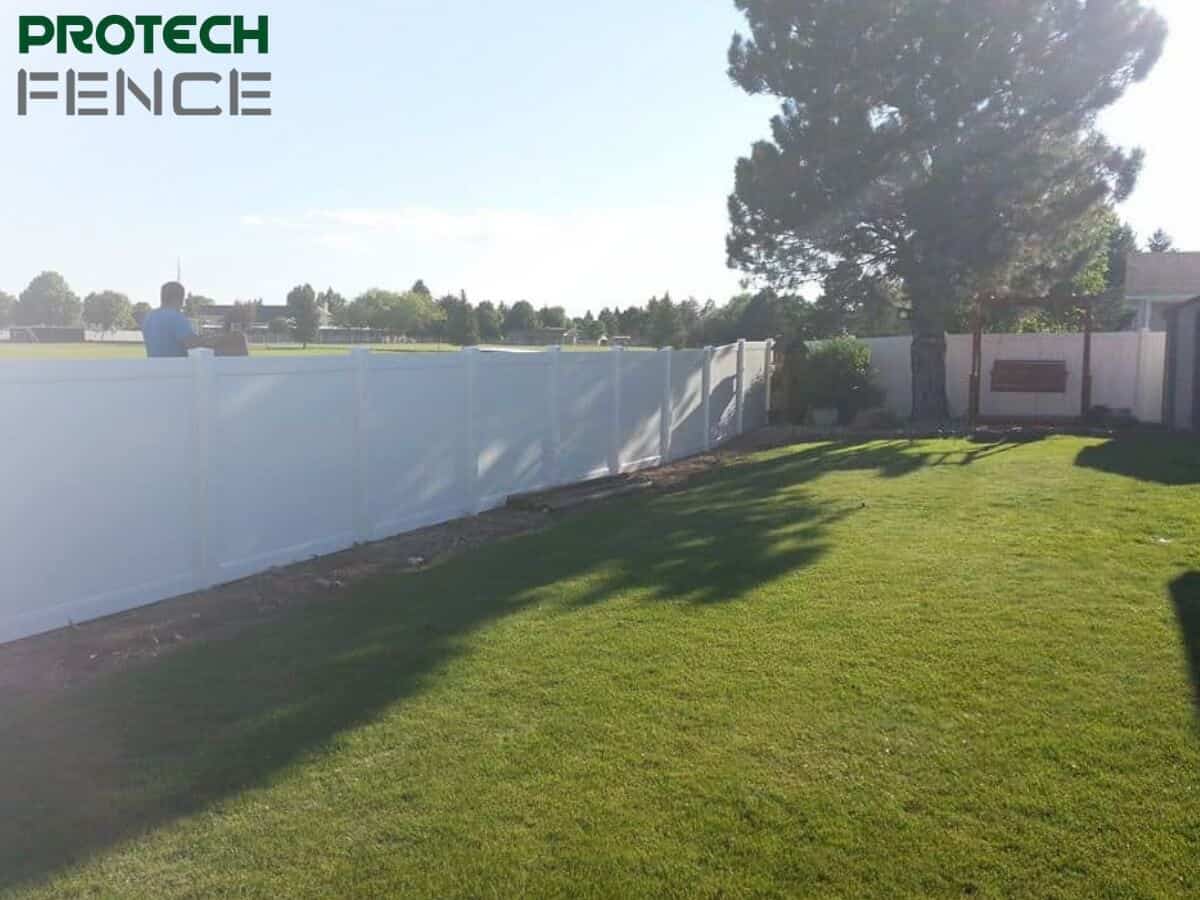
[0,330,144,343]
[859,332,1166,423]
[0,341,771,644]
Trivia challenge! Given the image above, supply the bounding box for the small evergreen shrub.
[788,338,884,425]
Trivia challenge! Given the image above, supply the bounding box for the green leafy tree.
[578,310,603,342]
[16,271,81,326]
[617,306,648,340]
[131,302,152,326]
[1148,228,1175,253]
[1106,219,1139,295]
[82,290,136,332]
[440,294,480,346]
[348,289,441,336]
[317,288,347,325]
[268,316,291,336]
[597,307,617,339]
[504,300,538,334]
[727,0,1166,420]
[286,284,321,347]
[183,293,216,317]
[0,291,16,328]
[475,301,503,342]
[538,306,567,328]
[646,294,685,347]
[987,208,1138,333]
[411,279,432,297]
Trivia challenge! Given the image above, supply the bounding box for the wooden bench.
[990,360,1069,394]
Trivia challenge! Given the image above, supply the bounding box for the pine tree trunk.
[910,330,949,423]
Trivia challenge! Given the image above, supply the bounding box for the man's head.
[161,281,186,309]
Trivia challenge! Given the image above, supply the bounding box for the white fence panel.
[366,353,466,538]
[211,356,358,583]
[709,344,740,445]
[618,351,665,471]
[669,349,707,460]
[743,343,771,432]
[854,336,913,419]
[0,360,196,641]
[0,341,769,644]
[945,335,974,419]
[1137,332,1166,423]
[557,354,614,484]
[476,352,550,509]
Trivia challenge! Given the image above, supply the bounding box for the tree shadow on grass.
[1075,433,1200,485]
[1169,573,1200,713]
[0,437,1015,891]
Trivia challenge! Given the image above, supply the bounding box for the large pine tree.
[726,0,1166,420]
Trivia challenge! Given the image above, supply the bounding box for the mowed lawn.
[3,436,1200,897]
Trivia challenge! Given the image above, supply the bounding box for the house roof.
[1126,252,1200,301]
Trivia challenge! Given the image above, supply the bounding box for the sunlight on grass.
[2,435,1199,897]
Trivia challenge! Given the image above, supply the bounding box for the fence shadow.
[1075,434,1200,485]
[1170,573,1200,712]
[0,437,1008,891]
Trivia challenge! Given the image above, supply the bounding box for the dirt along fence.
[0,341,772,644]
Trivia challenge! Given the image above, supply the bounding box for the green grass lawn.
[3,435,1200,897]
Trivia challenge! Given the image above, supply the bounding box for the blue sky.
[2,1,1196,314]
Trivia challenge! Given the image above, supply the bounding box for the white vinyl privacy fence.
[857,331,1166,423]
[0,341,771,644]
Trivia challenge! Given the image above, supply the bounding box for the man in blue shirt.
[142,281,202,358]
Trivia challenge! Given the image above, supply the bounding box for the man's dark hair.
[161,281,186,308]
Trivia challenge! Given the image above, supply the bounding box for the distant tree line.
[1,222,1179,345]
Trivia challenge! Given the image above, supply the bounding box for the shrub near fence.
[0,341,772,644]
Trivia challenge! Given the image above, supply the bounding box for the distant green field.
[0,342,619,360]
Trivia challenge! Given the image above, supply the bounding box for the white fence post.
[736,339,747,435]
[764,339,775,424]
[351,348,371,543]
[660,347,673,464]
[546,346,562,488]
[460,347,481,514]
[609,346,624,476]
[188,348,215,591]
[702,346,713,452]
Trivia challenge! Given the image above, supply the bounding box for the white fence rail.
[0,341,771,644]
[856,332,1166,423]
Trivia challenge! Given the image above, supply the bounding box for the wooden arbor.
[966,293,1105,427]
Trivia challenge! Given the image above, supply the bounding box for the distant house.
[506,327,578,346]
[1125,252,1200,331]
[193,303,329,334]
